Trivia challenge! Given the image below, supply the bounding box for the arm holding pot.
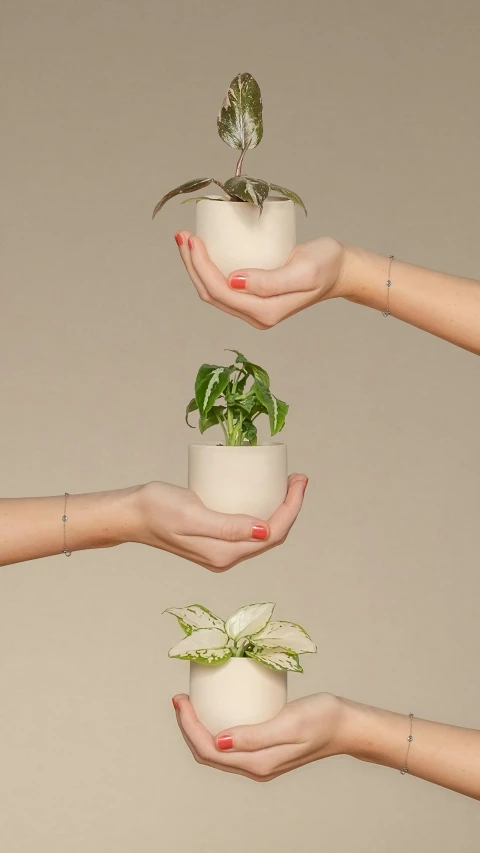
[0,475,307,570]
[175,233,480,356]
[173,691,480,800]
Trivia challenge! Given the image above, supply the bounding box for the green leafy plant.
[152,72,307,217]
[165,602,316,672]
[185,349,288,446]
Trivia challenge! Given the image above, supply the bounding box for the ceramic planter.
[189,657,287,735]
[195,196,296,277]
[188,441,288,518]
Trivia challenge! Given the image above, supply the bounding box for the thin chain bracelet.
[62,492,72,557]
[400,713,414,775]
[382,254,395,317]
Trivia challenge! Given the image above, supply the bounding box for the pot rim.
[197,195,293,204]
[188,440,285,449]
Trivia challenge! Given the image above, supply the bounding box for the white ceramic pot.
[188,441,287,518]
[195,196,296,277]
[189,658,287,735]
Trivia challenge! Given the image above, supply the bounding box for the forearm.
[338,245,480,355]
[340,698,480,799]
[0,488,141,567]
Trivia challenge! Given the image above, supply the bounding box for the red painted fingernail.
[230,275,247,289]
[217,735,233,751]
[303,478,309,493]
[187,237,194,250]
[252,525,268,540]
[174,233,184,246]
[172,697,179,710]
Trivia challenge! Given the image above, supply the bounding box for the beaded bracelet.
[400,713,414,775]
[62,492,71,557]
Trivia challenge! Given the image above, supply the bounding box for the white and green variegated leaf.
[224,176,269,210]
[269,182,307,216]
[164,605,225,635]
[152,178,214,218]
[225,602,275,641]
[251,621,317,654]
[168,627,228,659]
[253,381,289,435]
[247,647,303,672]
[217,72,263,151]
[195,364,232,416]
[182,647,232,665]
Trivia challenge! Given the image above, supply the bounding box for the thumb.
[215,713,291,753]
[189,505,270,543]
[227,252,316,297]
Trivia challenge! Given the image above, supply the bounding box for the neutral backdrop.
[1,1,479,850]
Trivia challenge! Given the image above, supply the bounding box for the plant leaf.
[181,196,224,205]
[186,647,232,665]
[242,419,258,445]
[244,360,270,388]
[251,621,317,654]
[225,602,275,641]
[199,405,225,434]
[164,605,225,635]
[247,647,303,672]
[168,627,228,658]
[185,398,198,428]
[224,176,269,210]
[268,182,307,216]
[225,349,247,365]
[253,381,289,435]
[195,364,232,416]
[217,72,263,151]
[152,178,214,218]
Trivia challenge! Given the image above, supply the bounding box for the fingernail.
[303,478,309,493]
[172,697,179,711]
[252,524,268,540]
[230,275,247,290]
[174,233,184,246]
[217,735,233,751]
[187,237,194,250]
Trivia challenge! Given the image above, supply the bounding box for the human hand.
[174,233,347,329]
[172,692,351,781]
[125,474,308,572]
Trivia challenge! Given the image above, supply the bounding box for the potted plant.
[186,349,289,518]
[152,72,307,276]
[165,602,316,734]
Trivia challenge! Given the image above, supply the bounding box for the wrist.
[336,697,410,768]
[66,486,144,552]
[334,244,391,311]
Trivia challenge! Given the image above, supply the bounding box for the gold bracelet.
[382,254,394,317]
[400,713,414,774]
[61,492,71,557]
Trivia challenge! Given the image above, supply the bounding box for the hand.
[127,474,308,572]
[174,233,347,329]
[172,692,350,781]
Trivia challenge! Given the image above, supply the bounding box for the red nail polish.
[187,237,194,250]
[217,735,233,751]
[174,233,184,246]
[230,275,247,289]
[252,525,268,540]
[172,697,179,710]
[303,478,309,493]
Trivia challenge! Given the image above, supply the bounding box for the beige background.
[1,0,479,850]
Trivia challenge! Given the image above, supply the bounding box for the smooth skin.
[0,475,307,570]
[173,692,480,800]
[175,233,480,355]
[172,232,480,797]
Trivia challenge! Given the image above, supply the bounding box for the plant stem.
[235,149,246,177]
